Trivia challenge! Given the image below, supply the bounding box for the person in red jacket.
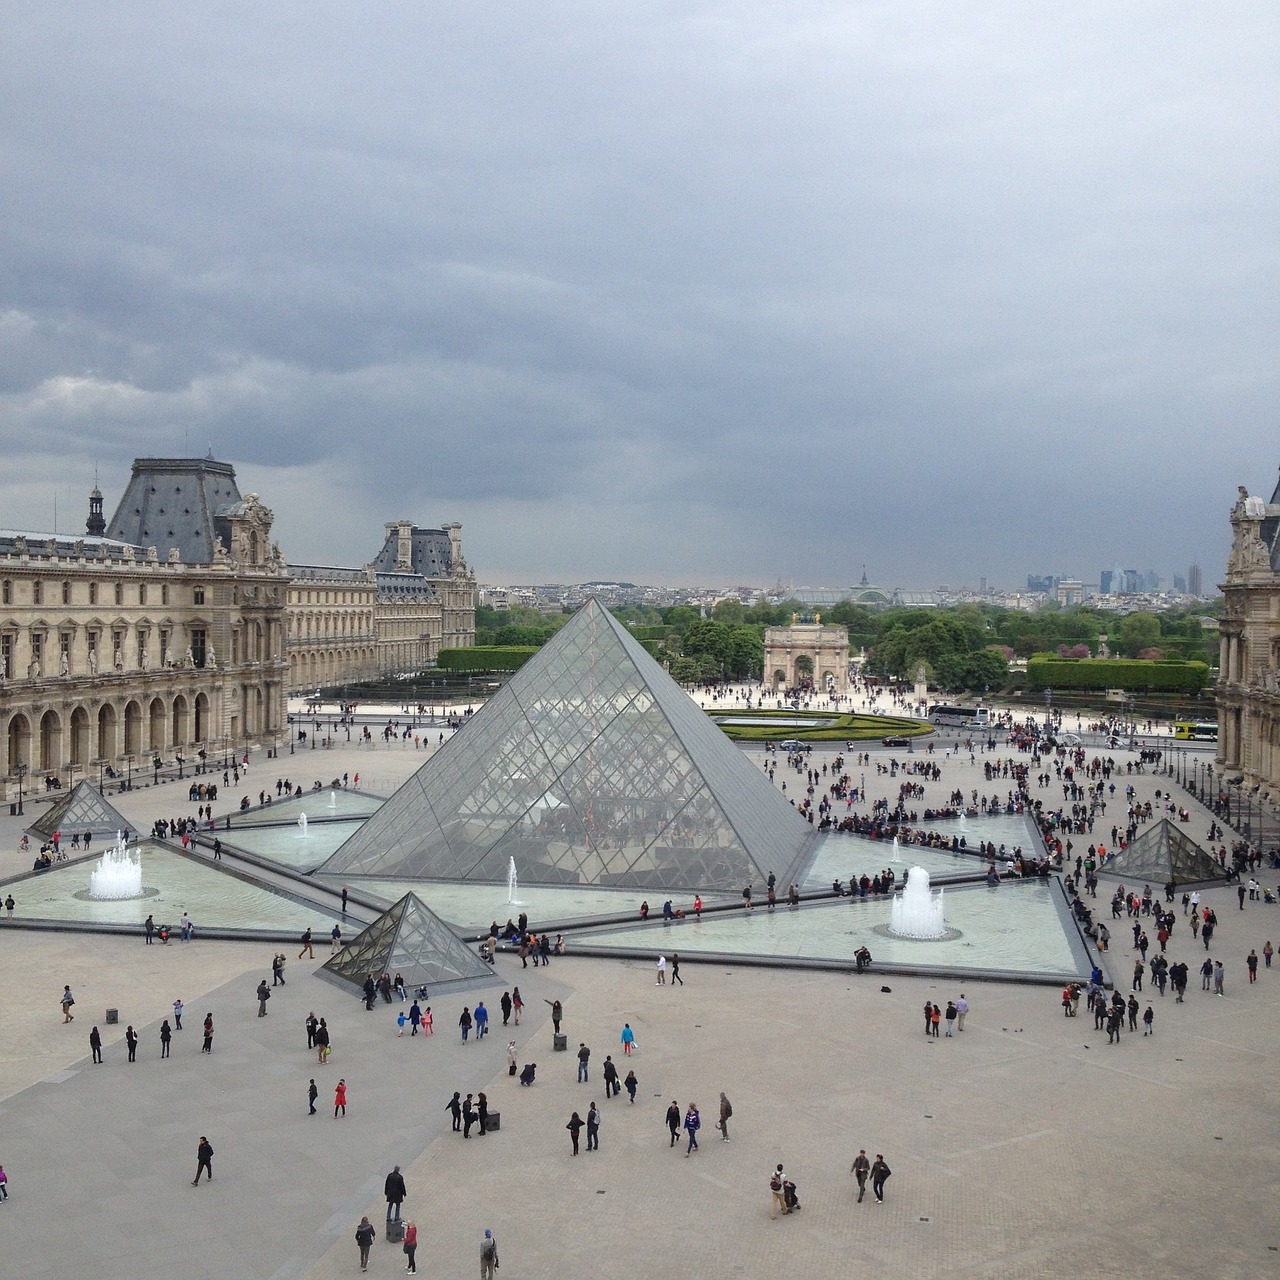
[334,1078,347,1117]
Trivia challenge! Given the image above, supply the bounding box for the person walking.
[480,1229,499,1280]
[272,953,286,985]
[126,1025,138,1062]
[354,1216,376,1271]
[717,1092,732,1141]
[256,979,271,1017]
[1214,960,1225,996]
[404,1220,418,1273]
[459,1006,472,1043]
[670,953,683,986]
[567,1110,583,1155]
[870,1154,891,1203]
[851,1149,871,1202]
[298,928,314,959]
[955,993,968,1030]
[191,1136,214,1185]
[160,1019,172,1058]
[656,954,666,985]
[474,1001,489,1039]
[89,1026,103,1064]
[620,1024,635,1056]
[201,1013,214,1053]
[586,1101,600,1151]
[500,990,512,1026]
[1265,941,1274,969]
[315,1018,330,1063]
[1201,957,1213,991]
[384,1165,406,1222]
[771,1163,788,1217]
[684,1103,701,1155]
[308,1079,318,1115]
[334,1078,347,1116]
[603,1054,619,1096]
[1142,1005,1155,1036]
[666,1100,681,1146]
[1247,949,1259,984]
[624,1068,638,1103]
[61,985,75,1022]
[512,987,523,1025]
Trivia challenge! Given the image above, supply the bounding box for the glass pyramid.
[26,781,132,841]
[318,892,497,994]
[321,599,815,892]
[1099,819,1230,886]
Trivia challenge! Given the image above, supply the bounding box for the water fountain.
[328,791,337,809]
[298,813,308,835]
[507,856,522,906]
[889,866,946,939]
[890,835,901,862]
[88,833,144,901]
[957,811,967,830]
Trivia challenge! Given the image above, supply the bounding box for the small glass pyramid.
[321,599,815,892]
[319,892,497,994]
[26,780,132,841]
[1099,818,1230,886]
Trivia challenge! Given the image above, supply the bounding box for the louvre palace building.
[1217,473,1280,797]
[0,456,474,802]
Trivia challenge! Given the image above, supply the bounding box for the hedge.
[436,646,537,673]
[709,710,929,743]
[1024,657,1210,693]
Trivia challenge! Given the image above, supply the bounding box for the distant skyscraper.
[1099,569,1114,595]
[1188,563,1203,596]
[1173,574,1187,593]
[1122,569,1139,594]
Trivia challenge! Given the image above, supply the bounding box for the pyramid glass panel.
[26,781,132,841]
[321,599,815,891]
[320,892,497,994]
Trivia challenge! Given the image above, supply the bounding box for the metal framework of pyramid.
[1099,819,1229,886]
[26,781,131,841]
[320,598,815,892]
[318,892,497,994]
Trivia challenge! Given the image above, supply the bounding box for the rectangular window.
[1,633,11,680]
[88,582,98,605]
[62,581,71,605]
[112,629,124,667]
[1,580,9,604]
[60,632,71,670]
[139,584,147,606]
[159,628,170,665]
[190,628,206,668]
[114,583,123,606]
[88,631,99,659]
[137,631,148,667]
[193,585,205,605]
[161,584,169,606]
[31,632,43,669]
[32,581,42,605]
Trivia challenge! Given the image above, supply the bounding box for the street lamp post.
[15,762,27,816]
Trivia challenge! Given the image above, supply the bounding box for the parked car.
[881,735,911,747]
[780,740,808,753]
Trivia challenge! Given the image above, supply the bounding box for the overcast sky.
[2,3,1276,591]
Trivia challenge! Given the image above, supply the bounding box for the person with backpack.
[717,1092,732,1141]
[480,1228,499,1279]
[354,1216,376,1271]
[770,1163,788,1218]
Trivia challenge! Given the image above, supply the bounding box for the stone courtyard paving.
[1,714,1276,1278]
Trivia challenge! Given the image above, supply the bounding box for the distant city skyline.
[1,6,1276,588]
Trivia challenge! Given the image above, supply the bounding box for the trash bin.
[386,1219,405,1244]
[486,1110,500,1132]
[105,1008,119,1025]
[553,1033,567,1051]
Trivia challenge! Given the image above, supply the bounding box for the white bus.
[928,704,991,729]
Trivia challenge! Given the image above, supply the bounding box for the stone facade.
[1217,476,1280,796]
[285,521,475,692]
[763,619,850,693]
[1,458,288,794]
